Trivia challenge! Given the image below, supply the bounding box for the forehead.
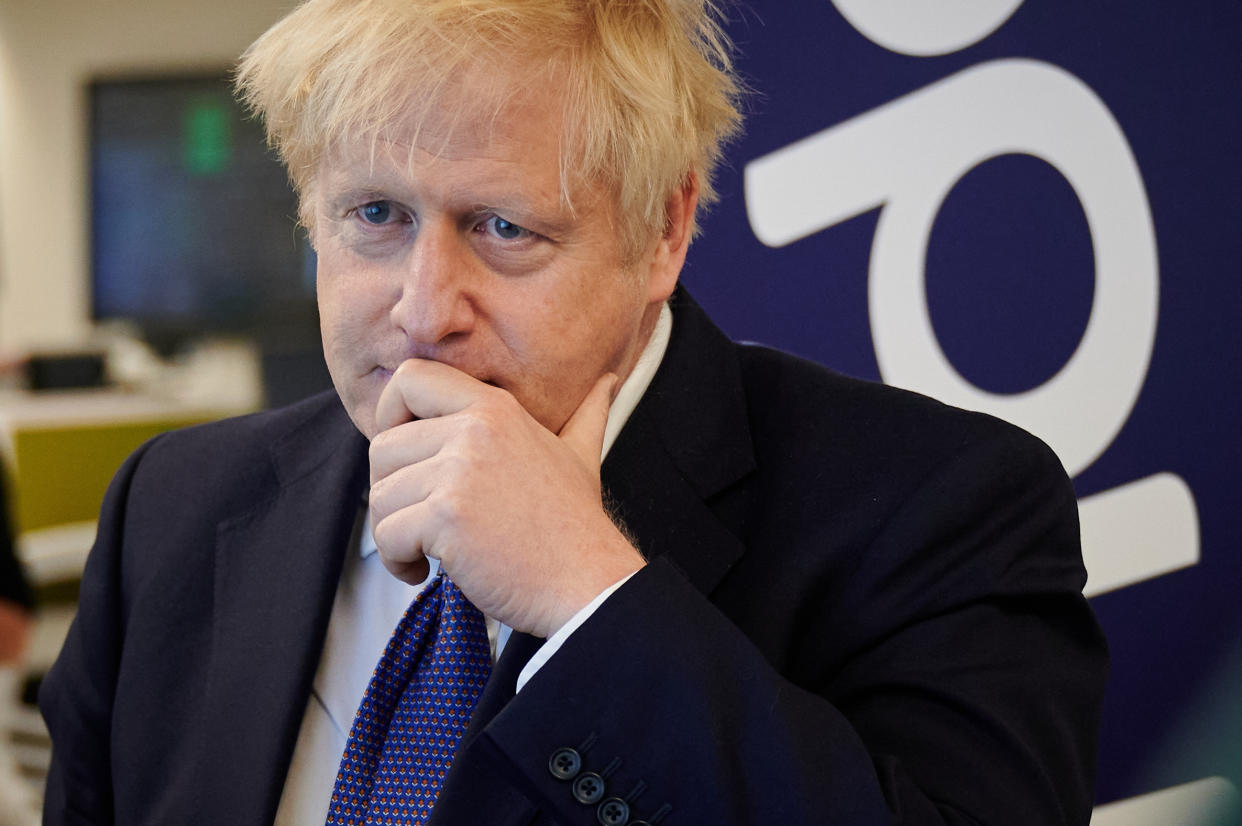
[316,62,588,205]
[400,59,561,155]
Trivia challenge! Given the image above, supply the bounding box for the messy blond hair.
[235,0,744,258]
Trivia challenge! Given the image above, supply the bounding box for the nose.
[390,220,476,346]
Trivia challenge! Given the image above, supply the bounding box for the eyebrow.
[319,168,582,237]
[328,183,393,203]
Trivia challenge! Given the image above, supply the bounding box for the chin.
[338,398,377,440]
[333,385,381,439]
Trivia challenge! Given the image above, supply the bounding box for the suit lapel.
[197,399,369,825]
[602,288,755,593]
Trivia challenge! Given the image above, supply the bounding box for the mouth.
[371,362,501,389]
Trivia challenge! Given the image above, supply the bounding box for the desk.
[0,388,255,584]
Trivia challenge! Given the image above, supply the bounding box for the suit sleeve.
[479,426,1108,826]
[38,440,160,826]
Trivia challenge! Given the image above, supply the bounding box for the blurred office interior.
[0,0,320,817]
[0,1,1238,824]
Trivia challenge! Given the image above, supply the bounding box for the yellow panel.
[11,417,215,533]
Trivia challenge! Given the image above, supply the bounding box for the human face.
[310,80,687,440]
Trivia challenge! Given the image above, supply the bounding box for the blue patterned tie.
[325,572,492,825]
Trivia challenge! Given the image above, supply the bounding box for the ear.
[645,172,700,304]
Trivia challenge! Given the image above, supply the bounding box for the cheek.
[316,274,385,438]
[316,266,385,423]
[315,271,352,360]
[316,255,386,342]
[515,301,641,418]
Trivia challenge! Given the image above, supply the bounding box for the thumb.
[558,372,619,471]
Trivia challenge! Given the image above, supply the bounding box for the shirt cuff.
[515,572,637,693]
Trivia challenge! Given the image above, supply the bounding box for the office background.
[0,1,1238,822]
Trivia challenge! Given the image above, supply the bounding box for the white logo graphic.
[830,0,1025,56]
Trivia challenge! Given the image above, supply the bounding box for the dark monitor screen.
[89,74,316,353]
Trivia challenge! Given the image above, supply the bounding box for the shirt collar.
[600,300,672,460]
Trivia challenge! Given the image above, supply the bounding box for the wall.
[0,0,291,351]
[685,2,1241,821]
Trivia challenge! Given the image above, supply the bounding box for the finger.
[380,552,431,587]
[369,459,436,521]
[369,417,456,484]
[375,358,494,432]
[370,503,434,585]
[558,372,618,471]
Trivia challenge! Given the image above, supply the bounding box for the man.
[40,1,1108,824]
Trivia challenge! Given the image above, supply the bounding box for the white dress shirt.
[274,305,672,825]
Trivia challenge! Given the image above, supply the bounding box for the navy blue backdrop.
[682,2,1241,818]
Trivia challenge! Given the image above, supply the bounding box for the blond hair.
[235,0,744,257]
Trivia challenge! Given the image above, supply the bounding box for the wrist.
[543,531,644,636]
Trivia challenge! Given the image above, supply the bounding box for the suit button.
[597,797,630,825]
[548,747,582,780]
[572,772,606,804]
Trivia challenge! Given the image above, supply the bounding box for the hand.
[368,359,646,637]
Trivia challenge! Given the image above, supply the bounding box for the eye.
[480,215,532,241]
[358,201,399,224]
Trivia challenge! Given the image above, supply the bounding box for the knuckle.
[459,406,499,442]
[368,478,390,512]
[368,429,392,461]
[371,513,395,551]
[438,448,467,478]
[488,385,522,415]
[429,486,464,525]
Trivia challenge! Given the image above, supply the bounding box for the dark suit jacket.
[41,292,1107,825]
